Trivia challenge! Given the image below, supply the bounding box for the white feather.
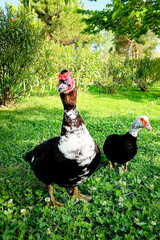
[31,156,34,163]
[58,109,96,167]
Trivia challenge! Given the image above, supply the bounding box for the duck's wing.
[22,137,60,165]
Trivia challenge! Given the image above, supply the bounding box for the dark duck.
[103,116,153,171]
[23,70,100,206]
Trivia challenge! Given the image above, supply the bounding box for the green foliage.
[32,40,126,94]
[0,88,160,239]
[79,1,148,39]
[31,40,109,92]
[92,54,160,93]
[29,39,160,94]
[142,0,160,37]
[78,0,160,61]
[0,4,42,106]
[134,57,160,91]
[114,31,159,59]
[64,0,70,5]
[29,0,101,45]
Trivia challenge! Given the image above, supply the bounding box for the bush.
[11,34,159,96]
[32,41,108,91]
[32,41,121,94]
[94,55,136,93]
[0,4,42,106]
[96,56,160,93]
[135,57,160,91]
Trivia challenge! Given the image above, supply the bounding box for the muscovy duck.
[103,116,153,170]
[23,69,100,206]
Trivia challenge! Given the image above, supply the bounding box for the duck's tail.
[22,150,34,164]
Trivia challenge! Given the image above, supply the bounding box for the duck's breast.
[58,109,97,167]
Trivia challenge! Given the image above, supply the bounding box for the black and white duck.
[23,69,100,206]
[103,116,153,170]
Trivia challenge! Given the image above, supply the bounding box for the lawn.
[0,87,160,239]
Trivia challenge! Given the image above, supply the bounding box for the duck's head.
[57,69,75,94]
[129,116,153,137]
[134,116,153,130]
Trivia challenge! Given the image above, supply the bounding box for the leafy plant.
[135,57,160,91]
[78,0,160,62]
[0,4,42,106]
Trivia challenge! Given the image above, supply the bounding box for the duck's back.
[103,132,137,164]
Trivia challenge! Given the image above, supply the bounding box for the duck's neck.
[60,88,77,111]
[60,89,84,136]
[129,125,141,138]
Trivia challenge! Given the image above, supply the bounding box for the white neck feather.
[129,126,141,137]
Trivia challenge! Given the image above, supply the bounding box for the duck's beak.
[145,122,153,131]
[57,83,68,93]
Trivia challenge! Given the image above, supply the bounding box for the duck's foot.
[72,186,92,202]
[48,184,64,207]
[47,200,64,207]
[77,193,92,202]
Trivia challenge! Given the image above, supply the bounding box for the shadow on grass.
[0,100,158,170]
[0,101,159,215]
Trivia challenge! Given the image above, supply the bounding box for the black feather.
[103,132,137,164]
[22,150,34,163]
[23,87,100,189]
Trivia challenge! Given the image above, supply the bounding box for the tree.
[78,0,160,62]
[64,0,97,5]
[0,4,42,106]
[26,0,102,46]
[114,31,158,59]
[142,0,160,38]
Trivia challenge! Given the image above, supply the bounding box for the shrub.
[33,41,123,94]
[32,41,108,91]
[94,55,136,93]
[135,57,160,91]
[0,4,42,106]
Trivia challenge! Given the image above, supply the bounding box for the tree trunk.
[1,93,5,106]
[132,50,135,59]
[135,43,139,60]
[125,38,134,63]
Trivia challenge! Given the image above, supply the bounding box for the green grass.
[0,87,160,239]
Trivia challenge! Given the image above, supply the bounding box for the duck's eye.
[59,80,66,84]
[140,118,144,122]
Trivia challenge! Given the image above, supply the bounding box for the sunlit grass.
[0,87,160,239]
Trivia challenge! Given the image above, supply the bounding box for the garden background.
[0,0,160,239]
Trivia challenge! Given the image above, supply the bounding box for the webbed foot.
[71,186,92,202]
[48,184,64,207]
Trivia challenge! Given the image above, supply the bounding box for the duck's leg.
[124,162,128,171]
[72,186,92,202]
[48,184,64,207]
[109,161,114,169]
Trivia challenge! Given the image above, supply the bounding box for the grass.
[0,87,160,239]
